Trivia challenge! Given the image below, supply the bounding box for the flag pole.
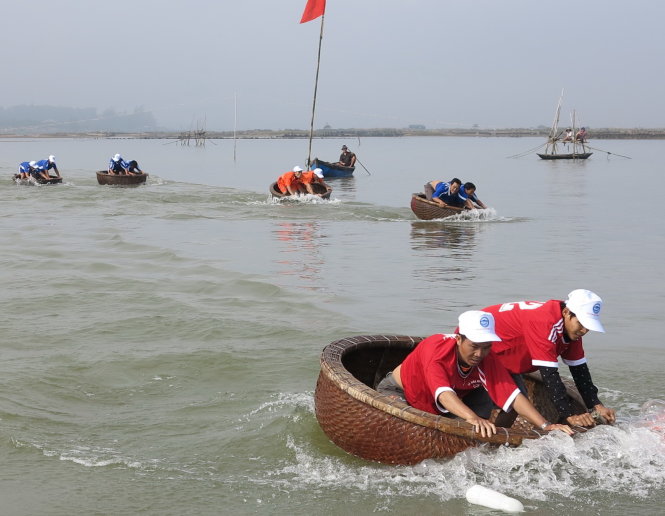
[306,14,325,169]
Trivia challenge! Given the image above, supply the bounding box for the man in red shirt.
[276,166,305,195]
[379,311,573,438]
[480,289,616,427]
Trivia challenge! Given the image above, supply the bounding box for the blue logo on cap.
[592,302,601,315]
[480,315,490,328]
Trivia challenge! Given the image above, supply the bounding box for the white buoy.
[465,484,525,513]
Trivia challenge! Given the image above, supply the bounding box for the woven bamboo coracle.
[314,335,586,465]
[410,193,463,220]
[269,181,332,199]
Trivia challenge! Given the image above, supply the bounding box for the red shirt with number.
[399,334,520,415]
[481,300,587,374]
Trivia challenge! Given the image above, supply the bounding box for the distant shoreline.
[1,127,665,140]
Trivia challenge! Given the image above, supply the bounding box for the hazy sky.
[3,1,663,130]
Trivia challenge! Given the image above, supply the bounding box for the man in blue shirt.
[23,160,53,181]
[17,161,35,180]
[108,154,131,174]
[458,182,487,209]
[34,155,61,178]
[109,154,143,175]
[424,178,463,208]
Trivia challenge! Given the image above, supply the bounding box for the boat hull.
[96,171,148,186]
[13,174,62,185]
[269,181,332,199]
[315,335,588,465]
[537,152,592,160]
[312,159,354,178]
[410,193,464,220]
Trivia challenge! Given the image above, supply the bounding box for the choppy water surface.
[0,137,663,515]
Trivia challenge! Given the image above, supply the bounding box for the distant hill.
[0,105,157,133]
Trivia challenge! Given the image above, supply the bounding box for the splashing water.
[264,396,665,510]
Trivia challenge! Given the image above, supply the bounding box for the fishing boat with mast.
[301,0,349,178]
[268,0,340,197]
[537,91,592,160]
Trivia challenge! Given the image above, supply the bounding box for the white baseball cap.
[565,289,605,332]
[48,155,56,162]
[113,153,122,161]
[313,168,324,178]
[458,310,502,343]
[292,166,303,172]
[29,161,37,166]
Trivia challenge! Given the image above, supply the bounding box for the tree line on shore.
[3,127,664,140]
[0,105,663,139]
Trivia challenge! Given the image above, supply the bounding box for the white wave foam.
[267,416,665,508]
[13,438,152,469]
[439,207,512,222]
[266,194,341,205]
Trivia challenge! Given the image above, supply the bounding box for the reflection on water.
[409,221,481,285]
[541,158,590,202]
[271,221,325,289]
[410,221,480,252]
[324,176,356,194]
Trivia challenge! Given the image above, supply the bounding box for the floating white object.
[465,484,525,513]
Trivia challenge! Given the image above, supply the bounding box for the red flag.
[300,0,326,23]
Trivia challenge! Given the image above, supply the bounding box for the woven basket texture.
[410,194,461,220]
[314,335,587,465]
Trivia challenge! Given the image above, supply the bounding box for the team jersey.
[432,182,461,205]
[482,300,587,374]
[458,187,480,204]
[399,333,520,415]
[19,162,32,173]
[300,171,320,184]
[109,158,130,172]
[277,171,302,193]
[34,159,55,170]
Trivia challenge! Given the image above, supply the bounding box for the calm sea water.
[1,137,663,515]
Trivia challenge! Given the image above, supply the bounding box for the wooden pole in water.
[233,92,237,162]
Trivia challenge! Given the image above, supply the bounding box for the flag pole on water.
[301,0,327,169]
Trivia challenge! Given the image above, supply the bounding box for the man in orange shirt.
[276,166,305,195]
[300,168,329,196]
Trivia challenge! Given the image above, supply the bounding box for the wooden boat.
[538,91,592,160]
[13,174,62,185]
[312,158,355,178]
[410,193,465,220]
[269,181,332,200]
[96,171,148,186]
[537,151,592,160]
[315,335,589,465]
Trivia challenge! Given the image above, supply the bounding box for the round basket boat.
[13,174,62,185]
[314,335,587,465]
[96,171,148,186]
[410,193,464,220]
[269,181,332,199]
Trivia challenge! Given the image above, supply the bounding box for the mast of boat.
[571,109,590,156]
[546,89,564,155]
[300,0,327,169]
[305,15,325,169]
[571,110,578,156]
